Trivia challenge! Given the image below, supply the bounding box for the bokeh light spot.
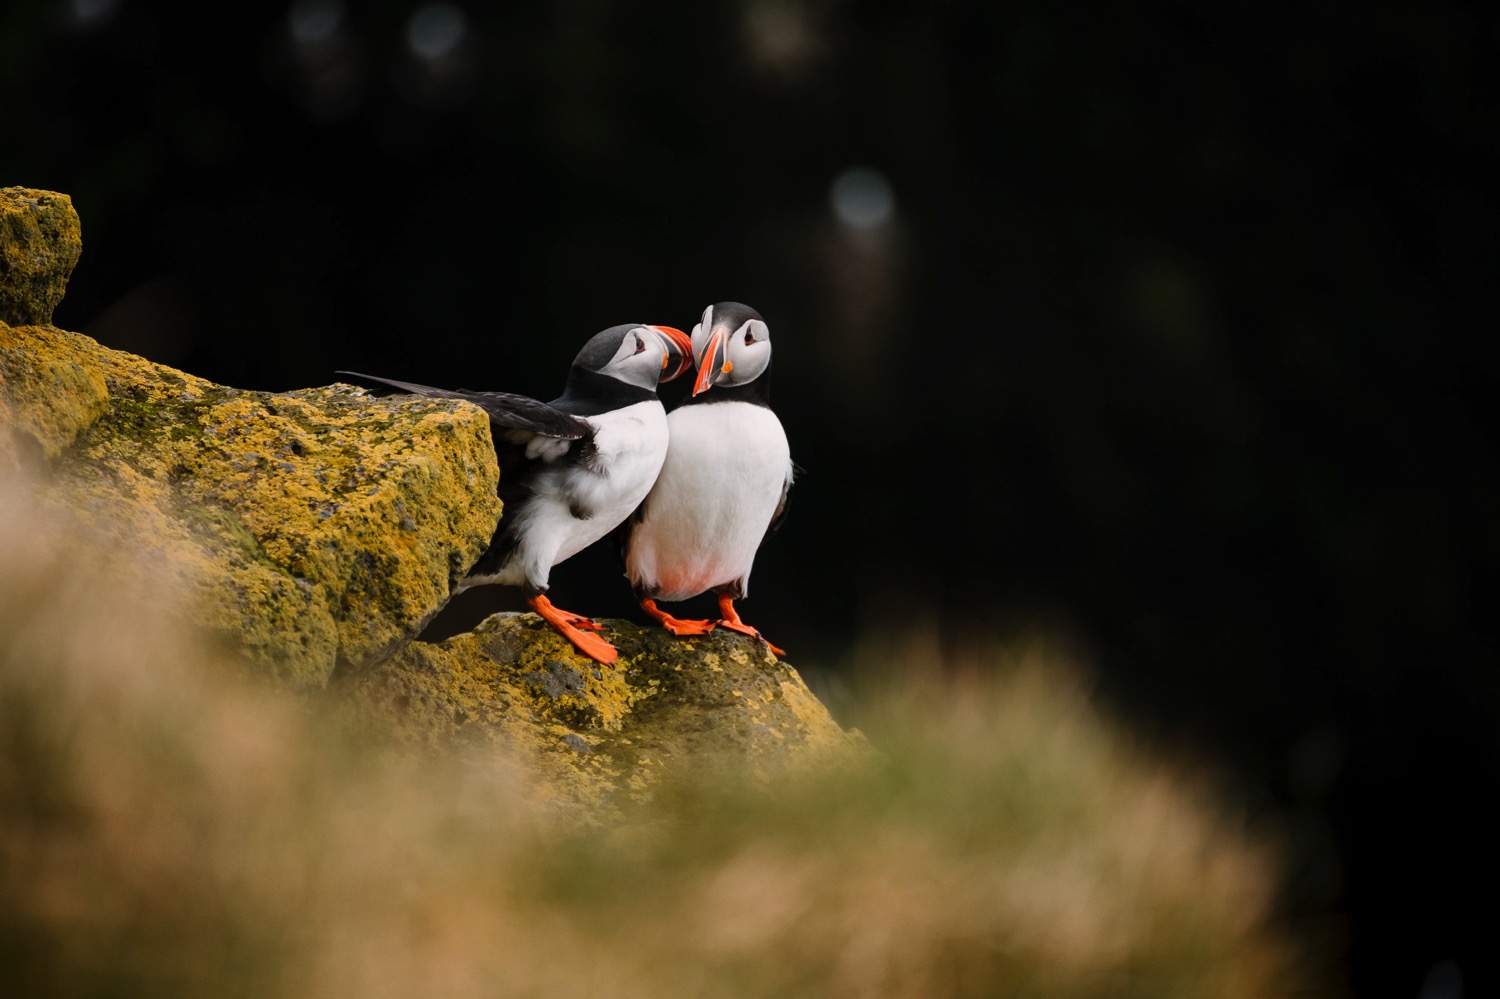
[830,166,895,232]
[288,0,343,47]
[69,0,119,30]
[407,3,468,61]
[1419,961,1464,999]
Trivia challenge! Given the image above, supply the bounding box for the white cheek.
[729,338,761,374]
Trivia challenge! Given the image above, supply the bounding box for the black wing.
[338,371,602,585]
[763,459,804,543]
[336,371,591,440]
[612,494,649,573]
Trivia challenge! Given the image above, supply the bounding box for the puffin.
[618,301,795,655]
[338,322,693,665]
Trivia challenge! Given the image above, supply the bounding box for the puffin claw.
[714,618,785,657]
[529,596,619,665]
[639,598,716,637]
[713,594,784,656]
[664,618,716,637]
[562,628,619,665]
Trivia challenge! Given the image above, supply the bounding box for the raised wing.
[336,371,591,441]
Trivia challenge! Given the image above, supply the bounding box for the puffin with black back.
[339,321,692,665]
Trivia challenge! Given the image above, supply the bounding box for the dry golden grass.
[0,475,1329,997]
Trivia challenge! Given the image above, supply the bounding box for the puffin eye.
[633,334,645,354]
[743,329,754,345]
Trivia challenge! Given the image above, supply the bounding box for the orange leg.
[639,598,715,637]
[528,595,618,665]
[715,594,785,656]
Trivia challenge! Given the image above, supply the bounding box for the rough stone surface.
[0,323,110,467]
[1,321,502,686]
[342,612,872,822]
[0,187,82,327]
[1,186,870,803]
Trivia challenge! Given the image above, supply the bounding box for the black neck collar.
[678,362,772,409]
[554,367,658,415]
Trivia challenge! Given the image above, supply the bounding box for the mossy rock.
[1,325,502,686]
[343,613,873,822]
[0,323,110,466]
[0,185,866,812]
[1,187,511,685]
[0,187,82,327]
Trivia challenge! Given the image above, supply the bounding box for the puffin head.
[689,302,772,396]
[576,323,693,391]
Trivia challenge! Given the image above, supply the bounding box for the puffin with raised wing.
[339,321,692,665]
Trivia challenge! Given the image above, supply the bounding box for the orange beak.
[692,326,731,396]
[649,325,693,382]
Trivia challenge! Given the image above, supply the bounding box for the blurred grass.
[0,474,1329,998]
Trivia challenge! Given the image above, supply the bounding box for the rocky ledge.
[0,186,869,811]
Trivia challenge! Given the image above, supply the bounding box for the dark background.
[3,1,1496,994]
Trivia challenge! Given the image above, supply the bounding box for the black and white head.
[574,323,693,390]
[689,302,772,396]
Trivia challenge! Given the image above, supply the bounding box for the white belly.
[626,401,791,602]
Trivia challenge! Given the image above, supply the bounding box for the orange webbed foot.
[639,598,716,637]
[529,595,618,665]
[715,594,786,657]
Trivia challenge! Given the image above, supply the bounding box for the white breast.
[626,401,791,602]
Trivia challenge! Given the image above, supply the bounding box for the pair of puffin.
[338,302,792,665]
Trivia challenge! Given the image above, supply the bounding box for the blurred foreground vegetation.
[0,476,1330,997]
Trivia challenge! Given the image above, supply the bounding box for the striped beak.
[692,326,730,396]
[649,325,693,383]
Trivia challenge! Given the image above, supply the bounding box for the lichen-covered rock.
[0,323,110,467]
[1,324,502,686]
[0,186,871,819]
[1,189,503,684]
[0,187,82,327]
[343,613,873,822]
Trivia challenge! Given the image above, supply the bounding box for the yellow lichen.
[3,324,502,686]
[0,188,81,326]
[0,324,110,468]
[343,614,872,819]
